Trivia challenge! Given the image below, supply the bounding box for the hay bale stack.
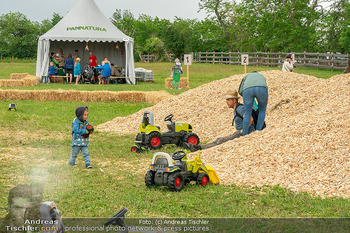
[0,79,25,87]
[0,90,172,104]
[165,77,189,89]
[145,91,173,105]
[11,73,29,80]
[97,70,350,199]
[1,74,39,87]
[23,75,40,86]
[117,91,146,103]
[179,78,189,89]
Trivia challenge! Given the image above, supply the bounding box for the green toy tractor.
[131,111,200,152]
[145,150,220,191]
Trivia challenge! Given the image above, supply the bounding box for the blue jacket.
[64,57,75,69]
[72,118,90,146]
[95,64,111,77]
[74,63,81,76]
[48,65,55,76]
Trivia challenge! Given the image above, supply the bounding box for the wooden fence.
[193,52,349,71]
[141,53,175,63]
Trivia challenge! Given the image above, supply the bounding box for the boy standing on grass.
[69,106,94,168]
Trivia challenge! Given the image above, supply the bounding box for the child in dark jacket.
[69,106,94,168]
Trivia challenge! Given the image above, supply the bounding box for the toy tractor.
[131,111,200,152]
[145,150,220,191]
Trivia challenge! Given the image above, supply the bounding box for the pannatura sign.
[67,26,107,32]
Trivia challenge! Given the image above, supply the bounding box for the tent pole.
[125,41,128,78]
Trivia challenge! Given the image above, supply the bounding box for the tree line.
[0,0,349,60]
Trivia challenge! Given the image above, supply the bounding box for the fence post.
[317,52,319,68]
[304,51,306,65]
[278,52,281,66]
[331,52,334,71]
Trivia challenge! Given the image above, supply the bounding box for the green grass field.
[0,61,348,221]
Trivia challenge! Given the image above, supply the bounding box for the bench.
[41,75,67,84]
[110,77,143,84]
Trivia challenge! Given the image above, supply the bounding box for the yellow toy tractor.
[131,111,200,152]
[145,150,220,191]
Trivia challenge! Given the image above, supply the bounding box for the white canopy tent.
[36,0,136,84]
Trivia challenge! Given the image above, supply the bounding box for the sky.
[0,0,207,22]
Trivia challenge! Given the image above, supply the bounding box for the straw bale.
[49,76,64,83]
[165,78,172,89]
[23,76,40,86]
[179,78,189,89]
[165,77,189,89]
[97,70,350,199]
[0,90,172,105]
[0,79,25,87]
[118,91,145,103]
[145,91,173,105]
[11,73,29,80]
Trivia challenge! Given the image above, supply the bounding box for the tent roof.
[39,0,133,43]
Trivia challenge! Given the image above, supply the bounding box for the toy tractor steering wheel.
[164,114,174,122]
[172,151,186,161]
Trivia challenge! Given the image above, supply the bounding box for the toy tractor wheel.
[131,146,139,153]
[145,171,155,187]
[168,172,184,192]
[184,133,200,146]
[146,132,162,150]
[197,173,210,187]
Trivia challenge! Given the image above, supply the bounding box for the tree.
[111,9,136,37]
[199,0,239,51]
[339,2,350,53]
[324,0,350,53]
[191,19,228,52]
[235,0,322,52]
[143,37,165,61]
[0,12,40,58]
[39,13,63,34]
[162,18,195,58]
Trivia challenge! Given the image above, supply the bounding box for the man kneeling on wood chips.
[184,90,255,152]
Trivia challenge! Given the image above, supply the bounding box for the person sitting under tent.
[58,48,65,69]
[50,52,59,70]
[102,57,111,66]
[46,61,55,84]
[72,49,80,61]
[95,61,111,85]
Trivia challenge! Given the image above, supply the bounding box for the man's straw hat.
[225,90,240,99]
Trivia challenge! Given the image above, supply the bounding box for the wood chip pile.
[98,70,350,198]
[0,90,172,105]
